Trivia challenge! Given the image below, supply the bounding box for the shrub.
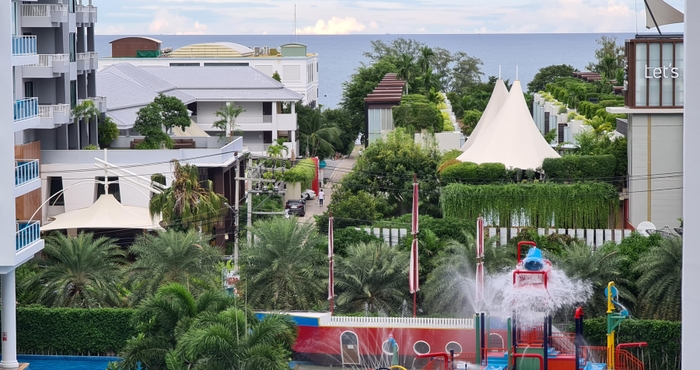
[438,158,461,174]
[283,158,316,189]
[439,149,463,167]
[17,307,137,355]
[440,162,478,183]
[475,162,507,181]
[542,155,616,183]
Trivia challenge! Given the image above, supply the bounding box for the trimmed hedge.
[542,155,616,183]
[580,318,680,370]
[440,162,507,184]
[283,158,316,189]
[16,307,136,355]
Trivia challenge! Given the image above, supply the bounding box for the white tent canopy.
[461,78,509,151]
[42,194,162,231]
[645,0,684,29]
[457,80,560,169]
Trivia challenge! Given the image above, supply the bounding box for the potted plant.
[98,116,120,148]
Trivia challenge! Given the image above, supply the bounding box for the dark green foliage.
[580,318,680,370]
[542,155,616,183]
[440,162,507,184]
[133,94,190,149]
[634,237,682,321]
[98,117,120,148]
[323,108,356,155]
[317,189,388,232]
[527,64,579,93]
[393,97,444,133]
[283,159,316,189]
[439,149,463,167]
[461,109,482,136]
[331,227,383,257]
[441,182,618,229]
[271,70,281,82]
[16,307,136,355]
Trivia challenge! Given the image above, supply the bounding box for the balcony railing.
[15,160,39,188]
[14,98,39,122]
[22,4,67,17]
[30,53,68,67]
[12,35,37,56]
[16,221,40,252]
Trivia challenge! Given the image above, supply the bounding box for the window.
[203,62,249,66]
[382,340,399,355]
[24,81,34,98]
[95,176,121,202]
[489,333,505,350]
[48,177,65,206]
[445,341,462,354]
[69,32,76,62]
[413,341,430,355]
[169,62,200,66]
[70,81,77,108]
[69,0,76,13]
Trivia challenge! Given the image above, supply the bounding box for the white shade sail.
[461,79,509,151]
[645,0,684,29]
[457,80,560,169]
[42,194,162,231]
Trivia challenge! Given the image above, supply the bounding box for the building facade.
[99,40,319,108]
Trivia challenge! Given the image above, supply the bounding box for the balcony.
[277,113,297,131]
[13,98,40,131]
[39,104,71,128]
[16,221,41,252]
[83,96,106,113]
[76,5,98,25]
[23,54,70,78]
[77,52,98,73]
[15,160,40,197]
[11,35,39,66]
[21,4,68,28]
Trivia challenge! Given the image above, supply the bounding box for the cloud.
[148,9,208,35]
[296,16,366,35]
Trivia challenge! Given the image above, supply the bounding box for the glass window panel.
[662,43,674,106]
[648,43,661,106]
[675,43,684,106]
[635,43,647,106]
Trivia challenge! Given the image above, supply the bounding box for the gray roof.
[98,63,303,128]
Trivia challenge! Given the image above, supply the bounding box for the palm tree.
[212,103,245,141]
[21,232,126,308]
[72,99,100,149]
[126,230,223,304]
[267,138,289,167]
[418,46,434,75]
[634,236,681,320]
[397,53,415,94]
[241,217,326,310]
[334,241,408,315]
[421,231,514,316]
[298,110,342,158]
[149,159,226,232]
[548,241,631,317]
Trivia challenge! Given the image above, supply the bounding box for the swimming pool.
[12,355,121,370]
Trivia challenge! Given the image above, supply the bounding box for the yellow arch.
[390,366,408,370]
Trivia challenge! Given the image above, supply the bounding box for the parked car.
[301,189,316,200]
[285,199,306,217]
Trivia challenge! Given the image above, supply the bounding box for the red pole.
[416,352,449,370]
[413,292,417,318]
[513,353,544,370]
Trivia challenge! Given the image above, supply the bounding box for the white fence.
[359,227,408,246]
[320,315,474,329]
[487,227,633,249]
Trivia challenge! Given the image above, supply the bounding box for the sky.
[96,0,686,35]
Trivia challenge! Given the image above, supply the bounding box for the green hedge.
[16,307,136,355]
[440,162,507,184]
[440,182,618,228]
[283,158,316,189]
[580,318,680,370]
[542,155,616,183]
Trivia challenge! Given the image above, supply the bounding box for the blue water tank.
[523,247,545,271]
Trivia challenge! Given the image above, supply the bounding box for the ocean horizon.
[96,33,636,108]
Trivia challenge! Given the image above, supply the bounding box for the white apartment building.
[99,40,319,108]
[1,0,101,366]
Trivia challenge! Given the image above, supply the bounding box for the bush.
[438,158,461,174]
[439,149,463,167]
[331,227,383,257]
[542,155,616,183]
[283,158,316,189]
[17,307,136,355]
[475,162,507,181]
[393,100,443,133]
[440,162,478,183]
[580,318,680,370]
[440,162,506,184]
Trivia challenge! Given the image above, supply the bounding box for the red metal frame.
[513,353,544,370]
[517,241,537,262]
[416,352,450,370]
[512,270,549,288]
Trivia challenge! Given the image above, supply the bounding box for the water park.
[267,219,648,370]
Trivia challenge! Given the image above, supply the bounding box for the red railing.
[550,332,576,355]
[517,325,545,345]
[616,349,645,370]
[452,352,476,364]
[581,346,608,364]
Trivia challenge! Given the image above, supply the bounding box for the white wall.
[195,101,262,131]
[628,113,683,229]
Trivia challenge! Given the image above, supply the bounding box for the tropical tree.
[527,64,579,93]
[418,46,435,75]
[298,110,342,159]
[397,53,415,93]
[125,230,223,304]
[266,138,289,167]
[119,283,297,370]
[21,232,126,308]
[334,241,408,315]
[149,159,226,232]
[634,236,682,320]
[241,217,326,310]
[212,103,245,141]
[548,241,630,317]
[134,94,190,149]
[421,231,513,316]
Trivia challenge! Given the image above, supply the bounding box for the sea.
[95,33,636,109]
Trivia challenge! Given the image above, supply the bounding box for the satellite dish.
[636,221,657,237]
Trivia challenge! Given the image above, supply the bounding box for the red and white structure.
[328,212,335,314]
[409,175,420,317]
[475,216,485,311]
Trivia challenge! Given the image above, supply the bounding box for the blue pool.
[6,355,121,370]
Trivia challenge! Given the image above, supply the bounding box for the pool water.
[13,355,120,370]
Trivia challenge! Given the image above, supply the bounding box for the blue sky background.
[96,0,685,35]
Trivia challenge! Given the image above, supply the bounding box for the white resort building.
[99,38,319,108]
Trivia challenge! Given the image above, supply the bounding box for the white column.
[271,101,278,141]
[684,2,700,368]
[1,271,18,369]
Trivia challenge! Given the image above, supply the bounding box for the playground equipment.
[512,241,551,288]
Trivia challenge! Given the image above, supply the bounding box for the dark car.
[285,199,306,217]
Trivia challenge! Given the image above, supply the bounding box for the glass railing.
[12,35,37,56]
[16,221,40,251]
[13,97,39,122]
[15,160,39,187]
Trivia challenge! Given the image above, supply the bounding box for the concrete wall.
[628,113,683,229]
[415,132,461,151]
